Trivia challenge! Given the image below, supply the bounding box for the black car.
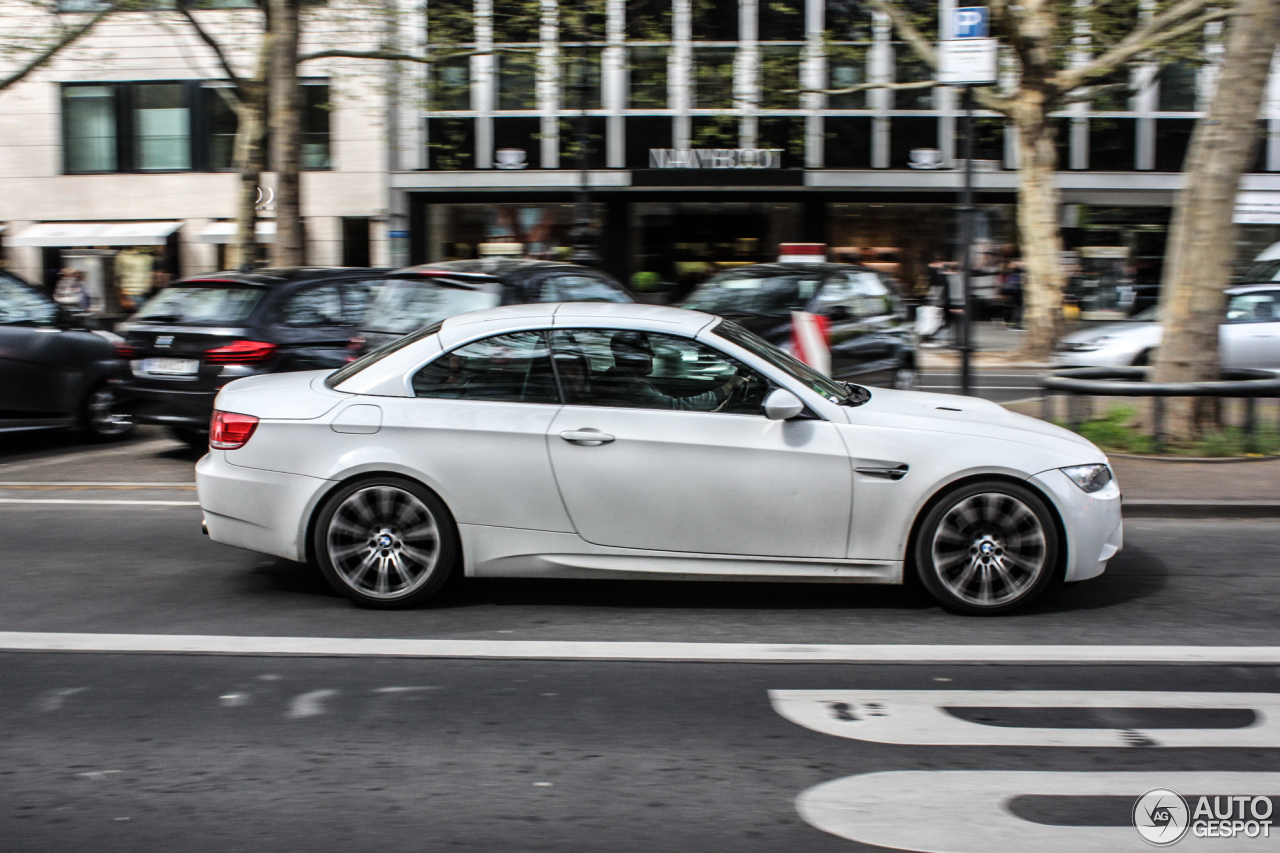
[682,263,918,388]
[0,271,131,438]
[117,267,387,446]
[351,259,633,354]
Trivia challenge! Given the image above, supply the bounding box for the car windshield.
[1242,260,1280,283]
[133,284,265,325]
[712,319,867,405]
[1130,306,1159,322]
[0,274,57,326]
[362,278,501,334]
[683,272,822,316]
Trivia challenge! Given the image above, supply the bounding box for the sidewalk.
[917,320,1052,370]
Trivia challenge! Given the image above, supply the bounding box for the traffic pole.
[959,85,975,398]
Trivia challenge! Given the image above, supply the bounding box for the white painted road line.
[3,633,1280,663]
[798,771,1280,852]
[0,440,180,473]
[0,499,199,506]
[0,482,195,488]
[770,690,1280,747]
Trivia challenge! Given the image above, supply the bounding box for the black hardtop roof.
[711,262,879,276]
[177,267,392,287]
[396,259,588,281]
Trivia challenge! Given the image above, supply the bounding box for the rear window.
[133,284,264,326]
[0,275,57,326]
[361,278,501,335]
[683,272,822,316]
[1243,260,1280,283]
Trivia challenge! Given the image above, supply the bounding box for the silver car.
[1051,284,1280,370]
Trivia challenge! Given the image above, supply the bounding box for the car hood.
[214,370,348,420]
[850,387,1106,466]
[1057,321,1159,346]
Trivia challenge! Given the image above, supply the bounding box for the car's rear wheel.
[83,385,132,440]
[914,481,1059,615]
[314,477,459,608]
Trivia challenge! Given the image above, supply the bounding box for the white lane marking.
[288,689,338,718]
[219,692,249,707]
[0,440,180,473]
[36,687,87,712]
[798,771,1280,853]
[0,482,195,488]
[78,770,122,781]
[0,499,199,506]
[4,633,1280,663]
[770,690,1280,748]
[373,686,437,694]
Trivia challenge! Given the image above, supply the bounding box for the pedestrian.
[1001,261,1024,329]
[53,268,89,312]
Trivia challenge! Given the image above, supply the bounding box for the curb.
[1122,500,1280,519]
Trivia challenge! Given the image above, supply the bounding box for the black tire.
[913,481,1060,616]
[312,476,460,609]
[82,385,133,440]
[169,427,208,451]
[1132,348,1153,367]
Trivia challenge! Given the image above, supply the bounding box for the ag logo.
[1134,788,1190,846]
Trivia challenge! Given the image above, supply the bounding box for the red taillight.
[209,410,259,450]
[115,342,139,358]
[204,340,277,365]
[345,336,365,363]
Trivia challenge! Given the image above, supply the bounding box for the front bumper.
[196,450,331,563]
[1029,467,1123,582]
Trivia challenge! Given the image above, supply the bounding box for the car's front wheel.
[914,481,1059,615]
[83,385,132,440]
[313,477,459,608]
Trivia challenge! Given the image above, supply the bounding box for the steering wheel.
[713,371,756,413]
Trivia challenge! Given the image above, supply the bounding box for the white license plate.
[143,358,200,376]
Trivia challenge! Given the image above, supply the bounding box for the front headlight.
[1061,464,1113,493]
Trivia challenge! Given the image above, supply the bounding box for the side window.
[813,272,892,319]
[0,277,58,325]
[340,280,374,325]
[412,331,559,403]
[549,328,768,415]
[280,283,344,327]
[1226,292,1280,324]
[538,274,629,304]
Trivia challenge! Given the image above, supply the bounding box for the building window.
[893,53,933,110]
[759,0,804,41]
[1089,117,1137,170]
[691,114,738,147]
[693,47,736,110]
[828,50,868,109]
[562,48,603,111]
[62,85,116,173]
[1155,118,1194,171]
[430,56,472,111]
[134,83,191,171]
[428,117,476,169]
[498,53,539,111]
[301,82,332,169]
[626,115,673,168]
[1157,62,1198,112]
[493,0,540,42]
[204,85,238,171]
[626,0,671,40]
[825,117,872,168]
[692,0,738,41]
[426,0,474,44]
[629,46,669,109]
[761,46,802,110]
[889,116,938,169]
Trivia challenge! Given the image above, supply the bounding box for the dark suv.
[117,267,386,446]
[682,263,918,389]
[351,259,633,355]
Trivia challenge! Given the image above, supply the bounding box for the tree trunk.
[269,0,303,267]
[229,29,273,270]
[1151,0,1280,440]
[1011,92,1067,360]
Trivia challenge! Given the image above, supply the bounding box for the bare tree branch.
[0,2,116,92]
[794,79,938,96]
[866,0,936,69]
[297,46,525,64]
[1056,0,1232,91]
[174,0,244,91]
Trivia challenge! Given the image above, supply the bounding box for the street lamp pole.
[959,84,975,398]
[569,34,599,266]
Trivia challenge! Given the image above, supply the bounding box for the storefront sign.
[649,148,785,169]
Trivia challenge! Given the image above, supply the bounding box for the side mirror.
[763,388,805,421]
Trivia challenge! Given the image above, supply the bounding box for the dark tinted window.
[413,331,559,403]
[684,271,822,316]
[280,283,344,326]
[0,276,57,325]
[550,328,767,414]
[326,321,444,389]
[340,280,376,324]
[133,284,264,325]
[538,274,629,303]
[363,278,501,334]
[813,271,894,318]
[1243,261,1280,283]
[1225,292,1280,323]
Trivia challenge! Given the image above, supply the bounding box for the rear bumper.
[196,450,330,563]
[1029,468,1123,583]
[119,383,216,429]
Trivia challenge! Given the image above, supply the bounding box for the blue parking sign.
[954,7,989,38]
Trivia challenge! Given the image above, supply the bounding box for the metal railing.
[1039,367,1280,449]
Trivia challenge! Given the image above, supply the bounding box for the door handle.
[560,430,615,445]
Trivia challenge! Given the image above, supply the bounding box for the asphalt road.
[3,425,1279,851]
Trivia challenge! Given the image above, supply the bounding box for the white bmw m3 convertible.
[196,303,1122,615]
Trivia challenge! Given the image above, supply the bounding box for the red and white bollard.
[791,311,831,376]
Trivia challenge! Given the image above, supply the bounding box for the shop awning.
[8,221,182,247]
[196,221,277,244]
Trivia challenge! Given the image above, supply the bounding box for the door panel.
[812,272,898,381]
[273,282,353,371]
[547,406,852,558]
[1222,291,1280,369]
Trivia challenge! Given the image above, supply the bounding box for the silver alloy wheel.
[892,367,918,390]
[930,492,1048,608]
[325,485,440,600]
[87,387,131,436]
